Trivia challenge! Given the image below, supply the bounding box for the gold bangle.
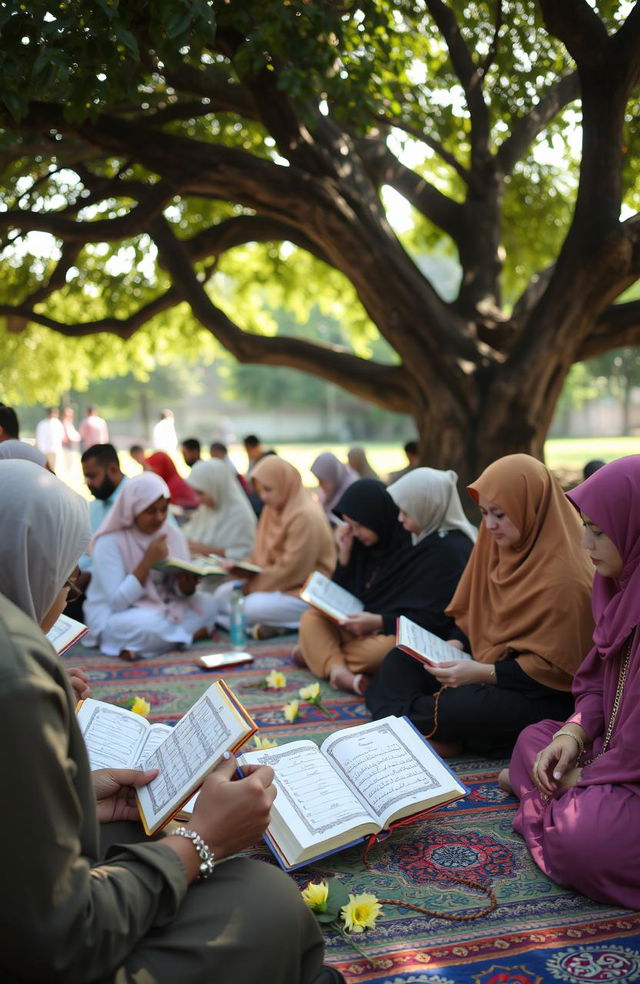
[552,728,584,758]
[487,664,497,684]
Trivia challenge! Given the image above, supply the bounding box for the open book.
[238,715,467,870]
[153,556,228,577]
[300,571,364,622]
[46,614,89,655]
[77,680,256,835]
[396,615,472,665]
[207,553,262,574]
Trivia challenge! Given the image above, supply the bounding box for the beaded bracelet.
[552,728,585,759]
[172,827,216,879]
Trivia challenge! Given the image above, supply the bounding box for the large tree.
[1,0,640,482]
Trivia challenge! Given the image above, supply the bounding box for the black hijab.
[332,479,411,599]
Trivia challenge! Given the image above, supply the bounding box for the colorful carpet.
[67,635,640,984]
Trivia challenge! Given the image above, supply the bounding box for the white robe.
[85,533,218,657]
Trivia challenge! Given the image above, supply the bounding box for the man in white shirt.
[152,408,178,452]
[35,407,65,471]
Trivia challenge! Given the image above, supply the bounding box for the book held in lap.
[396,615,472,665]
[77,680,256,834]
[300,570,364,622]
[238,715,467,870]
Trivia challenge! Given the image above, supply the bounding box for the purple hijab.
[566,455,640,784]
[567,454,640,658]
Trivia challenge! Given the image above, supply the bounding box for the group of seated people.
[0,437,639,983]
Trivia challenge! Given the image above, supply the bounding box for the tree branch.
[579,300,640,358]
[164,64,258,120]
[149,215,414,412]
[370,111,470,185]
[0,182,172,244]
[496,72,580,175]
[424,0,491,165]
[538,0,609,67]
[365,145,464,241]
[0,288,181,340]
[184,214,332,267]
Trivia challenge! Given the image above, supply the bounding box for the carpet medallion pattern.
[67,635,640,983]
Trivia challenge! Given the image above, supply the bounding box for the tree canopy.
[1,1,640,481]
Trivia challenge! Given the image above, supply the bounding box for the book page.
[397,615,472,664]
[77,699,150,770]
[300,571,364,621]
[137,682,249,831]
[240,742,374,848]
[46,614,88,655]
[138,723,173,760]
[322,717,465,829]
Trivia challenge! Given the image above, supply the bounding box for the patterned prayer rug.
[68,634,640,984]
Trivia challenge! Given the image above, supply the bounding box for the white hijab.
[183,459,256,559]
[387,467,477,545]
[0,459,89,623]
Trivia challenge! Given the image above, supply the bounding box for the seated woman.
[366,454,594,757]
[310,451,358,523]
[213,456,335,637]
[506,455,640,908]
[84,472,219,660]
[146,450,199,510]
[183,458,257,561]
[0,458,326,983]
[298,472,475,694]
[347,445,380,481]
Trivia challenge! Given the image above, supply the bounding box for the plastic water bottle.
[229,582,247,651]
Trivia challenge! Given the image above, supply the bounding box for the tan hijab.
[251,455,333,571]
[446,454,594,686]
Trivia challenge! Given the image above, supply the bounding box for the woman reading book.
[297,472,475,694]
[505,455,640,908]
[84,472,219,660]
[0,459,326,984]
[213,455,336,638]
[366,455,594,757]
[183,457,257,561]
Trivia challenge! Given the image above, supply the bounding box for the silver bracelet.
[172,826,216,879]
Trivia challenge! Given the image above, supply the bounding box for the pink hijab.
[91,472,191,620]
[566,455,640,784]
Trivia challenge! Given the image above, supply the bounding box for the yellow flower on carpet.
[341,893,383,934]
[301,881,329,912]
[253,735,278,750]
[283,700,300,722]
[130,697,151,717]
[265,670,287,689]
[299,682,320,701]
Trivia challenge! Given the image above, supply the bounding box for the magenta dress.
[509,455,640,909]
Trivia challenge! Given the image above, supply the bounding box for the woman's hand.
[532,736,581,797]
[144,533,169,566]
[67,666,92,701]
[92,767,159,823]
[335,523,354,566]
[340,611,383,637]
[176,571,198,596]
[424,659,492,687]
